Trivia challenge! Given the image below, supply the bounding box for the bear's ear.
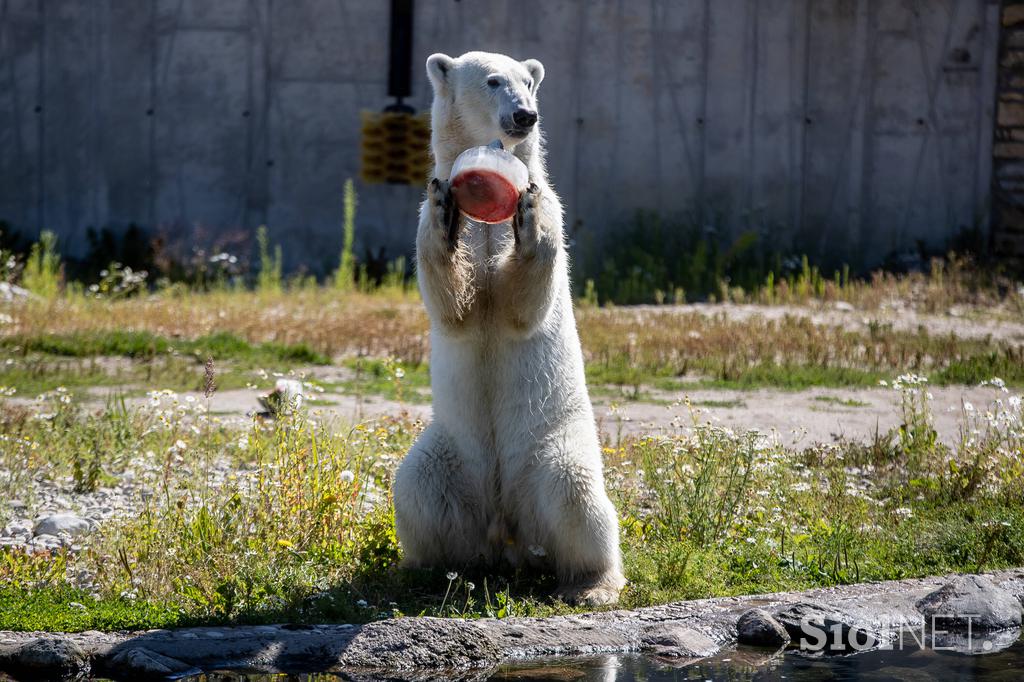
[522,58,545,92]
[426,53,455,93]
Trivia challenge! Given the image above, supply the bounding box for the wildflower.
[394,368,406,379]
[963,402,975,412]
[466,582,475,591]
[446,571,458,581]
[340,470,355,483]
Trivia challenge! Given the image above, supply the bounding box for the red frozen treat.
[449,144,529,224]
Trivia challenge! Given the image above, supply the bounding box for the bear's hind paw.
[554,577,623,607]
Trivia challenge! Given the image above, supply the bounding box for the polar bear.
[393,51,625,606]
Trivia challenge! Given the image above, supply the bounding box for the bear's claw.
[512,182,541,247]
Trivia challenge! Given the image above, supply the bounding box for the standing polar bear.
[393,51,625,605]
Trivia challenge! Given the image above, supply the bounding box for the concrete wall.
[0,0,1002,273]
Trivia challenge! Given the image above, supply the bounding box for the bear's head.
[426,51,545,159]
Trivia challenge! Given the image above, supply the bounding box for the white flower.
[963,402,975,412]
[466,582,475,591]
[340,470,355,483]
[446,571,458,581]
[356,599,368,608]
[394,368,406,379]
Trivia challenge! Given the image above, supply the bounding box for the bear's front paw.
[428,178,461,248]
[512,182,541,250]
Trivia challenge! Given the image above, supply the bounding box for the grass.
[0,375,1021,632]
[813,395,871,408]
[335,357,431,403]
[2,288,1023,401]
[691,398,746,408]
[0,329,329,395]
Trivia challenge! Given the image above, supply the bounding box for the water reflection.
[175,631,1024,682]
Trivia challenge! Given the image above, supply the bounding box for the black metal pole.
[387,0,414,108]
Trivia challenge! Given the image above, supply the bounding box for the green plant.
[634,418,759,546]
[22,230,62,298]
[334,179,358,292]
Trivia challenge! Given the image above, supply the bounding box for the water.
[176,632,1024,681]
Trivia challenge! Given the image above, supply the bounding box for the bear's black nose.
[512,108,538,128]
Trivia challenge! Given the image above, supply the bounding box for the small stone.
[30,533,62,549]
[2,521,31,537]
[916,575,1022,631]
[737,608,790,647]
[33,513,92,538]
[640,624,720,658]
[0,637,89,678]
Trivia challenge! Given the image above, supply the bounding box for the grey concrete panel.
[153,26,250,233]
[0,0,44,234]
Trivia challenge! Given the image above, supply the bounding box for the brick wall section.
[994,2,1024,256]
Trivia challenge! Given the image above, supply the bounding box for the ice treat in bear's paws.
[450,142,529,223]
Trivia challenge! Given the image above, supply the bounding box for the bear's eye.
[487,77,501,88]
[524,79,533,89]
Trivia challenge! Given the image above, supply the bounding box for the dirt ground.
[58,381,999,449]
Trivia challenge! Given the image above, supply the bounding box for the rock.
[736,608,790,647]
[775,601,891,654]
[930,625,1022,655]
[640,623,720,659]
[916,575,1022,631]
[3,520,32,537]
[258,379,304,417]
[33,513,92,538]
[30,533,63,551]
[0,637,89,678]
[339,618,501,670]
[103,647,200,678]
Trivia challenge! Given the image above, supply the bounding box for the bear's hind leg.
[394,423,489,569]
[518,428,626,606]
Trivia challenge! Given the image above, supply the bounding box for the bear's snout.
[511,108,538,129]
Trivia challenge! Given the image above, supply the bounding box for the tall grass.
[256,226,283,294]
[334,179,358,292]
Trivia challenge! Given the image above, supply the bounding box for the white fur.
[393,52,625,606]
